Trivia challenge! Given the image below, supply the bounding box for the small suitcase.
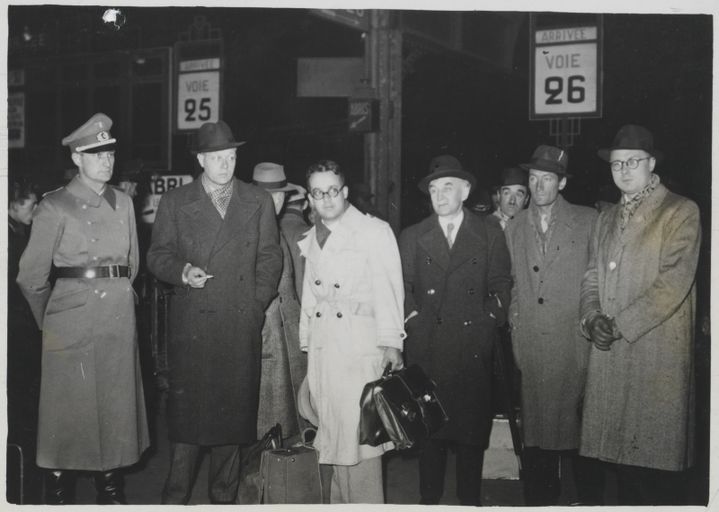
[260,439,323,504]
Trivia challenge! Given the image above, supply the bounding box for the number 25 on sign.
[177,71,220,130]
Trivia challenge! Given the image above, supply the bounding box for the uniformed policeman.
[17,113,150,504]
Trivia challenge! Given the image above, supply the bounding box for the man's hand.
[185,265,214,289]
[588,314,620,350]
[380,347,404,371]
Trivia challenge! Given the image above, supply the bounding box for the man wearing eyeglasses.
[297,160,405,503]
[502,145,600,505]
[579,125,701,505]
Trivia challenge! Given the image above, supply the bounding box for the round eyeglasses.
[310,187,341,200]
[610,157,651,172]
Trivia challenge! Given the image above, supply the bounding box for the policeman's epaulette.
[42,186,64,198]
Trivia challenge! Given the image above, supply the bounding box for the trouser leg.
[571,452,605,505]
[161,442,201,504]
[456,443,485,506]
[207,444,242,504]
[44,470,76,505]
[616,463,688,506]
[522,447,560,506]
[330,458,383,504]
[418,438,448,504]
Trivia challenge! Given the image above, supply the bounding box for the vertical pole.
[364,10,403,233]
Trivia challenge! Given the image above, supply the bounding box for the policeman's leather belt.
[55,265,130,279]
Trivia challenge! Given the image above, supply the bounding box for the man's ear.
[71,152,82,168]
[461,181,471,201]
[558,176,568,191]
[649,157,656,173]
[196,153,205,168]
[342,186,349,199]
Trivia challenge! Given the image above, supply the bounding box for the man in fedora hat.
[579,125,701,505]
[298,159,405,503]
[504,144,600,505]
[17,113,150,504]
[251,162,307,440]
[491,166,529,230]
[147,121,282,504]
[399,155,511,506]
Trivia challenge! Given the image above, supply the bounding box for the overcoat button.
[436,317,443,324]
[538,297,544,304]
[337,312,343,318]
[472,258,478,264]
[316,312,322,317]
[334,283,340,288]
[427,289,435,295]
[609,261,617,270]
[533,265,539,272]
[467,288,475,295]
[463,320,473,326]
[426,257,432,264]
[315,279,321,285]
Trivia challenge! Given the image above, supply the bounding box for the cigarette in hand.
[205,274,215,279]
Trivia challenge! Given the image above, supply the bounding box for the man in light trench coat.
[298,159,405,503]
[17,113,150,504]
[504,145,602,505]
[579,125,701,505]
[147,121,282,504]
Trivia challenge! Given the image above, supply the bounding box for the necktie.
[446,223,455,249]
[316,221,332,249]
[540,214,549,233]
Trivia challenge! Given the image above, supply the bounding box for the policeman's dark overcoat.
[17,177,149,470]
[147,178,282,445]
[399,209,511,447]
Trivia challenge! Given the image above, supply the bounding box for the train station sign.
[174,38,224,132]
[530,23,602,119]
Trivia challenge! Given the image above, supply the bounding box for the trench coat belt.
[55,265,130,279]
[315,299,374,317]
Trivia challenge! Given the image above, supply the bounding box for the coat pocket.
[45,286,90,316]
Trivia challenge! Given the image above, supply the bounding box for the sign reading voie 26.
[177,58,221,130]
[531,26,602,119]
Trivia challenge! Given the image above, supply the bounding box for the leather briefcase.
[359,364,448,450]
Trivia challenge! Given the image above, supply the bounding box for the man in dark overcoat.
[17,113,150,504]
[399,155,511,506]
[147,121,282,504]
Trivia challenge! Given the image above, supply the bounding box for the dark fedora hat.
[497,166,528,188]
[191,120,246,154]
[598,124,663,162]
[418,154,477,193]
[520,145,570,176]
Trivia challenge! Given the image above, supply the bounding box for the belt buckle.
[108,265,120,278]
[84,268,97,279]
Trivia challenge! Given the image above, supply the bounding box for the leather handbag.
[359,364,448,450]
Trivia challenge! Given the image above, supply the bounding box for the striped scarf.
[619,173,660,231]
[203,174,233,219]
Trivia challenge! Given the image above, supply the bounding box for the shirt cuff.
[181,263,192,285]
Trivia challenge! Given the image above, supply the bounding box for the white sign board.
[141,175,194,223]
[531,26,601,118]
[177,70,220,130]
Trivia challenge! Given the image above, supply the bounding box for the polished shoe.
[94,470,127,505]
[45,470,76,505]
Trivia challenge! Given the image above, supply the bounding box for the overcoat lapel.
[417,217,450,271]
[180,180,223,263]
[210,180,261,257]
[542,198,575,272]
[449,213,486,272]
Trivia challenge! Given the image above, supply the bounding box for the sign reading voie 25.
[531,26,602,119]
[177,58,221,130]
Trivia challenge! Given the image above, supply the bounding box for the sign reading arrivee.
[531,25,601,119]
[177,58,221,130]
